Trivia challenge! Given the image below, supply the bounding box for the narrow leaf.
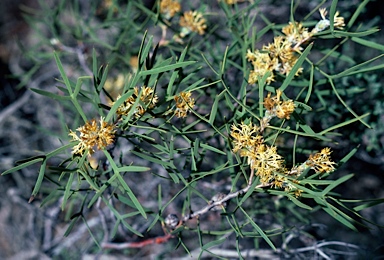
[139,61,196,76]
[30,159,47,198]
[104,150,147,219]
[54,51,73,95]
[2,157,44,175]
[30,88,71,101]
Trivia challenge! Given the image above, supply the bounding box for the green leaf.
[106,89,134,122]
[104,150,147,219]
[88,173,119,208]
[64,216,80,237]
[62,172,75,210]
[54,51,73,95]
[240,207,276,250]
[319,113,370,135]
[280,43,313,92]
[220,46,229,76]
[30,158,47,198]
[305,64,314,104]
[333,28,380,38]
[330,54,384,79]
[353,198,384,211]
[166,47,188,97]
[103,197,143,237]
[78,169,99,191]
[82,216,101,249]
[191,161,230,178]
[131,150,176,170]
[137,31,149,66]
[239,180,258,206]
[118,165,150,172]
[2,157,44,175]
[314,197,358,231]
[111,219,121,238]
[347,0,370,28]
[139,61,197,76]
[267,125,331,142]
[209,92,220,125]
[30,88,71,101]
[329,0,338,32]
[351,37,384,52]
[286,194,312,210]
[46,143,75,158]
[327,78,371,128]
[202,238,226,250]
[320,174,354,196]
[40,189,61,208]
[73,76,93,98]
[200,143,226,156]
[339,145,359,165]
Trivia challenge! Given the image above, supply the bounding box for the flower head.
[282,22,312,45]
[263,89,295,120]
[179,11,207,37]
[246,35,303,84]
[69,117,116,155]
[160,0,181,19]
[306,147,336,173]
[249,144,284,184]
[230,121,285,184]
[332,11,345,29]
[114,86,158,118]
[246,49,277,84]
[313,8,345,33]
[174,91,195,118]
[230,121,263,153]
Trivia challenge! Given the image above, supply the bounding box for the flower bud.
[165,214,179,229]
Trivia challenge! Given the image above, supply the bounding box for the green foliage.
[4,0,384,258]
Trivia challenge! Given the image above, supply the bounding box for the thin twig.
[182,180,271,222]
[101,233,173,249]
[178,248,280,260]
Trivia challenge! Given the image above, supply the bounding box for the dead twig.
[101,233,173,249]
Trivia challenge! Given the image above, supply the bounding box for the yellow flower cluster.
[282,22,311,46]
[68,88,196,156]
[114,86,158,118]
[179,11,207,37]
[159,0,207,38]
[231,121,336,196]
[174,91,195,118]
[246,50,277,85]
[160,0,181,19]
[313,8,345,33]
[263,89,295,120]
[306,147,336,173]
[247,8,344,84]
[231,121,263,153]
[231,122,284,184]
[247,32,302,84]
[69,117,116,155]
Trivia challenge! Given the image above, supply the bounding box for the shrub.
[3,0,384,258]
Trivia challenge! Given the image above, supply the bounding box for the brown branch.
[182,179,271,222]
[100,175,272,250]
[101,233,173,249]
